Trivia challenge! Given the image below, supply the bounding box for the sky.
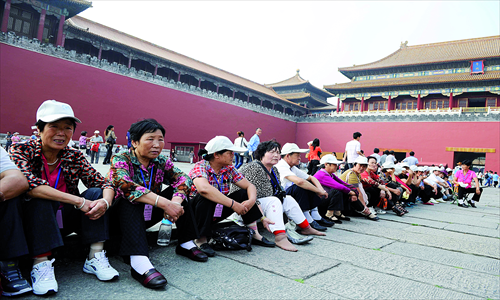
[79,1,499,103]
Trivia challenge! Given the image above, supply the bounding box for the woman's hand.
[476,187,481,195]
[85,199,108,220]
[261,217,275,233]
[241,199,255,211]
[162,199,184,222]
[232,201,248,215]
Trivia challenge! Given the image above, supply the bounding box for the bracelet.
[102,198,110,210]
[260,216,266,222]
[74,197,85,210]
[154,195,160,207]
[172,192,187,201]
[230,199,234,208]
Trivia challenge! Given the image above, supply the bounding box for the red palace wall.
[1,44,498,171]
[296,122,500,172]
[0,44,297,148]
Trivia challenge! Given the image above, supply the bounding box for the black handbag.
[210,225,254,251]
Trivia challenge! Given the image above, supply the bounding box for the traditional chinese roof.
[67,16,303,107]
[325,70,500,92]
[339,36,500,77]
[46,0,92,18]
[308,105,337,111]
[266,70,334,99]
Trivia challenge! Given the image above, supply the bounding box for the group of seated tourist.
[0,100,485,296]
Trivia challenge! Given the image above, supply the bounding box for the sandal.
[335,214,351,221]
[392,206,405,216]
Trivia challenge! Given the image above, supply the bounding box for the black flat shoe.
[365,213,380,221]
[131,268,167,289]
[310,220,327,231]
[336,214,351,221]
[175,246,208,262]
[252,237,275,247]
[469,202,477,208]
[316,217,335,227]
[458,203,468,208]
[326,215,342,224]
[198,243,216,257]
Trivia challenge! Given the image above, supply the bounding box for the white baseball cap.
[400,162,409,168]
[320,154,343,165]
[382,161,396,169]
[394,164,403,176]
[354,156,368,165]
[94,130,100,134]
[205,136,247,154]
[410,165,418,172]
[281,143,309,155]
[36,100,81,123]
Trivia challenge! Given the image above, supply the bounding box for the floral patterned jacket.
[107,150,192,202]
[9,139,113,195]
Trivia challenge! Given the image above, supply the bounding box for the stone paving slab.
[381,241,500,275]
[302,239,499,299]
[151,246,337,300]
[335,215,500,259]
[306,263,481,300]
[442,223,500,238]
[319,227,395,249]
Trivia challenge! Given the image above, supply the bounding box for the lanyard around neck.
[43,166,62,189]
[140,166,154,190]
[211,173,224,193]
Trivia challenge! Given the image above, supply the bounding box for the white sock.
[310,207,322,220]
[458,199,464,204]
[130,255,154,275]
[470,199,475,204]
[180,240,196,250]
[303,211,314,223]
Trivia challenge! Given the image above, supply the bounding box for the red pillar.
[61,34,65,47]
[97,45,102,60]
[56,14,65,46]
[417,94,421,110]
[215,84,219,93]
[247,95,250,103]
[387,95,392,111]
[37,9,46,41]
[153,64,158,76]
[337,98,340,113]
[341,101,345,112]
[198,78,201,88]
[1,0,11,33]
[449,93,453,109]
[360,97,364,112]
[232,90,235,99]
[177,72,181,82]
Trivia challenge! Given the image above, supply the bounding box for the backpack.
[210,225,254,251]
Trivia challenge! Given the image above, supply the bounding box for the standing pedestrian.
[78,131,88,155]
[4,131,12,150]
[11,132,21,145]
[343,132,363,170]
[102,125,116,165]
[233,131,247,169]
[189,150,195,164]
[245,128,262,164]
[90,130,103,164]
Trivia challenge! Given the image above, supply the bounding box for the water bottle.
[157,219,172,246]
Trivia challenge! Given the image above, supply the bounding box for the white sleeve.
[0,147,18,174]
[291,166,309,180]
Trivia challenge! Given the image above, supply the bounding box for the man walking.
[343,132,363,170]
[403,151,419,166]
[245,128,262,164]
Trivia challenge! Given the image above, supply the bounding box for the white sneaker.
[436,199,446,203]
[374,207,387,214]
[83,251,119,281]
[31,259,58,295]
[429,199,439,204]
[369,207,377,215]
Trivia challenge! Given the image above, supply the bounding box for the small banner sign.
[471,60,484,74]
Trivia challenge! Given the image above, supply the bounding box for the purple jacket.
[314,169,351,194]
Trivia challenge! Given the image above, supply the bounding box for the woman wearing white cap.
[8,100,118,296]
[89,130,103,164]
[189,136,262,257]
[11,132,21,145]
[314,154,360,223]
[231,140,326,251]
